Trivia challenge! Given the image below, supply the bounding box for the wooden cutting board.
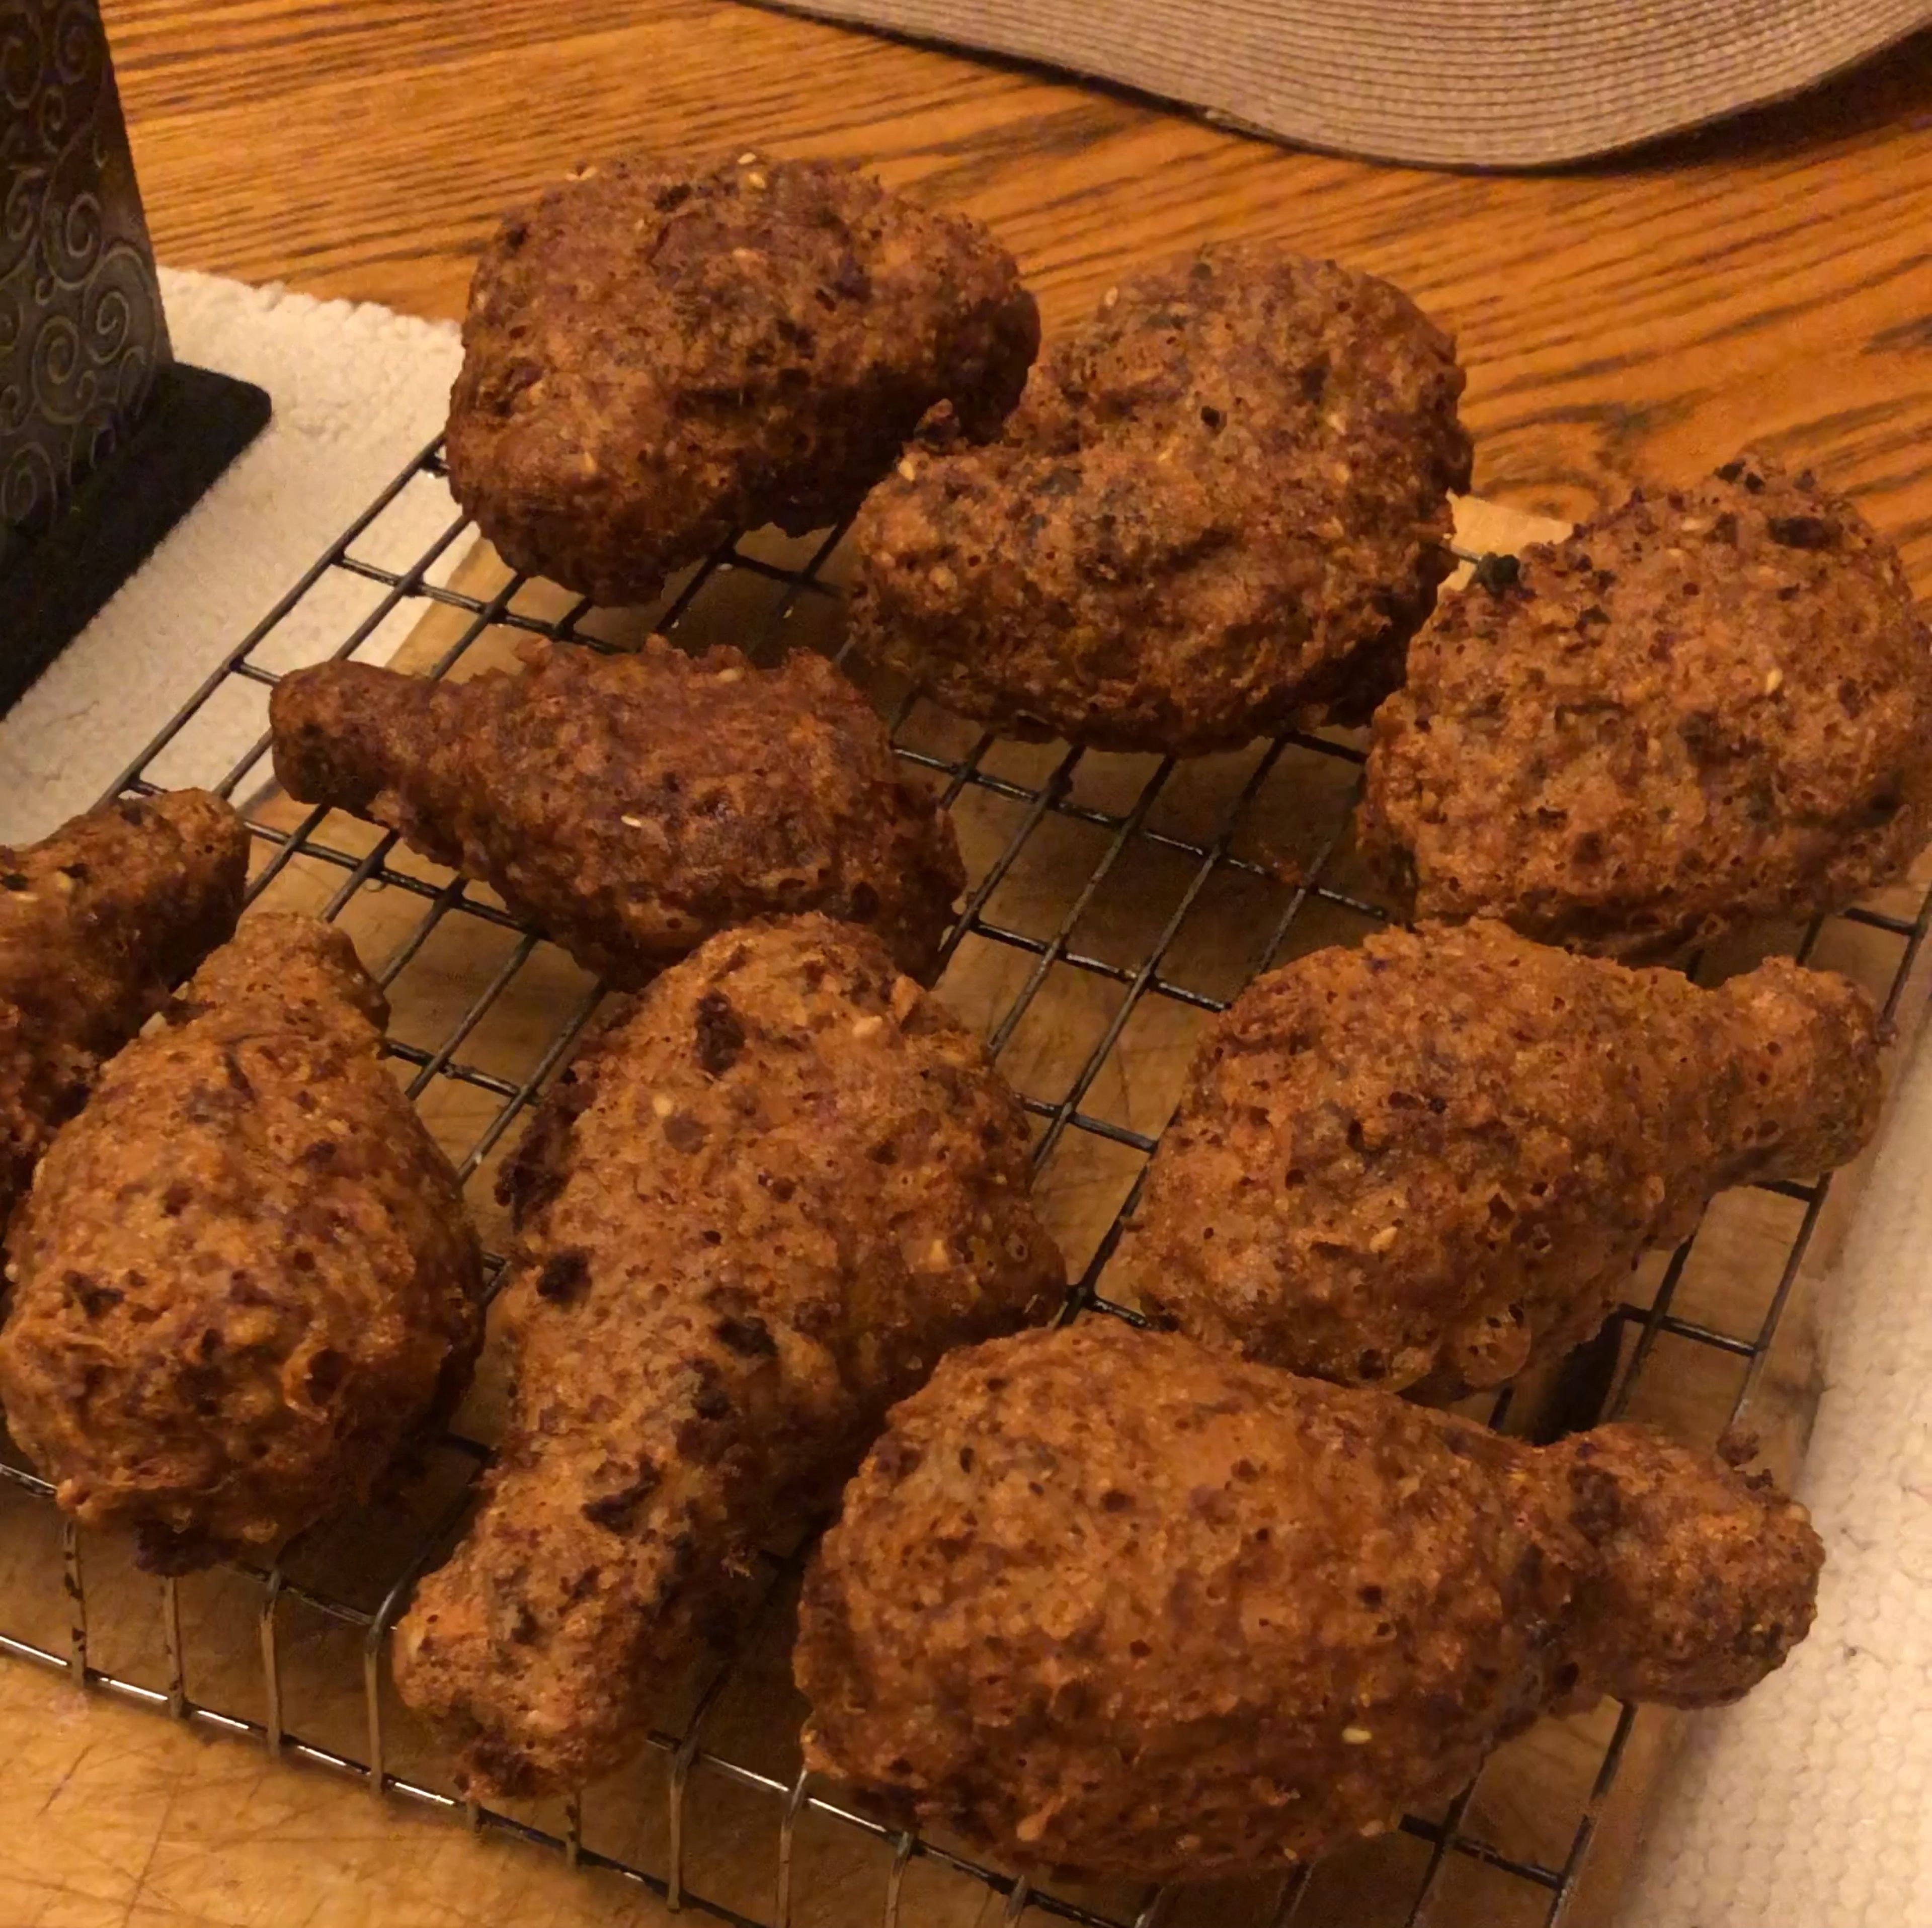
[3,494,1928,1928]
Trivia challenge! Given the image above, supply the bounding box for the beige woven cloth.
[762,0,1931,166]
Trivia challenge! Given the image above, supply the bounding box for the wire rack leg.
[1132,1884,1176,1927]
[259,1566,285,1756]
[667,1734,698,1910]
[160,1576,186,1718]
[60,1519,86,1678]
[362,1638,387,1796]
[880,1831,915,1927]
[775,1766,812,1928]
[666,1654,736,1911]
[1265,1866,1315,1928]
[1401,1781,1478,1925]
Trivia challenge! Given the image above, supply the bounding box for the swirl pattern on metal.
[0,0,171,575]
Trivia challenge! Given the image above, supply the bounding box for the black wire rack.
[3,436,1929,1928]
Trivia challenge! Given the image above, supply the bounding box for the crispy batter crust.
[1361,451,1932,958]
[796,1322,1821,1880]
[1125,920,1880,1392]
[0,790,247,1233]
[0,915,482,1573]
[392,915,1063,1797]
[445,152,1039,603]
[846,243,1471,753]
[269,640,964,984]
[1528,1424,1822,1709]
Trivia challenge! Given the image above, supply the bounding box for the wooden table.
[6,8,1931,1926]
[105,3,1932,576]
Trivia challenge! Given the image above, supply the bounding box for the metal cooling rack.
[3,435,1929,1928]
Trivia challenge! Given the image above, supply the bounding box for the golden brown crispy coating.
[392,914,1063,1797]
[1361,451,1932,958]
[445,151,1039,604]
[0,789,247,1233]
[1526,1424,1821,1708]
[270,640,963,985]
[0,914,482,1574]
[1124,920,1880,1393]
[845,243,1471,753]
[796,1322,1822,1881]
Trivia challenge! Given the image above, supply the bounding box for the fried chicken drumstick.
[270,641,963,985]
[393,915,1063,1797]
[0,915,482,1572]
[796,1322,1823,1882]
[0,789,247,1233]
[1124,919,1880,1392]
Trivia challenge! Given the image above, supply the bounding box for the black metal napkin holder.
[1,1,269,715]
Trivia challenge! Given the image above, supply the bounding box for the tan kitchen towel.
[760,0,1932,166]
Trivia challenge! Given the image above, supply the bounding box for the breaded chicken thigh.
[1361,452,1932,958]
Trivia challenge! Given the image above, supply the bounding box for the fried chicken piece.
[1361,451,1932,959]
[0,915,483,1573]
[446,151,1039,603]
[846,243,1471,753]
[796,1321,1822,1881]
[392,914,1064,1797]
[269,640,963,985]
[0,789,247,1234]
[1123,920,1880,1393]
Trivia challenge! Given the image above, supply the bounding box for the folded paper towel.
[1618,988,1932,1925]
[0,268,462,844]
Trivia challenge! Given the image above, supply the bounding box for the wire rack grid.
[2,436,1929,1928]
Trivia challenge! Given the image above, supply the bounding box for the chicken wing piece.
[0,789,247,1232]
[796,1321,1822,1882]
[1360,451,1932,959]
[392,914,1064,1798]
[1122,920,1879,1393]
[270,640,963,984]
[0,914,483,1573]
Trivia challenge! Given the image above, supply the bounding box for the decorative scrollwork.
[0,1,169,549]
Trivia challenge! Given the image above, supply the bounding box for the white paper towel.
[1619,998,1932,1925]
[0,268,463,843]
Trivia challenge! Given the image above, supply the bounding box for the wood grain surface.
[8,8,1932,1926]
[103,3,1932,582]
